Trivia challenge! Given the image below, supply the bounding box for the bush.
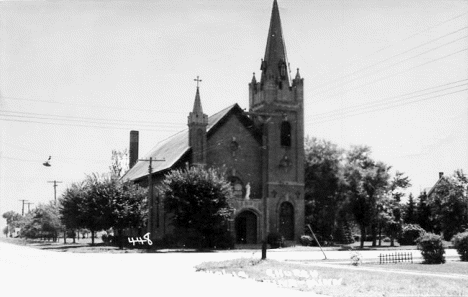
[211,230,235,249]
[398,224,425,245]
[300,235,313,246]
[101,233,109,243]
[416,233,445,264]
[451,232,468,261]
[267,232,284,249]
[383,237,391,242]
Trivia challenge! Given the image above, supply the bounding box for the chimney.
[129,130,139,169]
[439,172,444,179]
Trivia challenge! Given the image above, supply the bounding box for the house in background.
[423,172,445,198]
[122,0,305,244]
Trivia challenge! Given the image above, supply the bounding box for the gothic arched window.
[280,121,291,147]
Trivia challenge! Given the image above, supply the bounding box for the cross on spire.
[194,76,202,88]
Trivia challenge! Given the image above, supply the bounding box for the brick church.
[123,0,305,244]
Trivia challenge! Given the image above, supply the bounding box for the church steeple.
[249,0,301,110]
[188,76,208,166]
[188,77,208,126]
[261,0,289,85]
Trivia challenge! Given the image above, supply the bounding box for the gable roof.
[426,176,447,197]
[122,103,243,182]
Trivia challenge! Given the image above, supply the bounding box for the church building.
[122,0,305,244]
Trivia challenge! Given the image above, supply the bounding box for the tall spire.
[188,76,208,166]
[192,87,203,115]
[188,77,208,126]
[262,0,289,84]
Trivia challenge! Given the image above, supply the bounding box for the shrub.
[399,224,425,245]
[300,235,313,246]
[416,233,445,264]
[211,230,235,249]
[383,237,391,242]
[267,232,284,249]
[451,232,468,261]
[101,233,109,243]
[350,251,362,266]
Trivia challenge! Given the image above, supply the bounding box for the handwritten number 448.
[128,233,153,246]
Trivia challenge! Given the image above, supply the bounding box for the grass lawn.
[0,237,146,253]
[360,260,468,275]
[195,258,468,297]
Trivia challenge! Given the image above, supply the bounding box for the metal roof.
[122,104,238,181]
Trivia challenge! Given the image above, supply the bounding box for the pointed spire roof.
[188,85,208,126]
[192,87,203,114]
[262,0,289,84]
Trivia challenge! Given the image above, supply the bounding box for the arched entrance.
[279,202,294,240]
[235,210,257,244]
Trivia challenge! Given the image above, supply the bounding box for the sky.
[1,0,467,229]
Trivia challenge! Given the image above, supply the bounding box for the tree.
[3,226,9,237]
[110,179,147,249]
[384,171,411,246]
[344,146,391,248]
[2,211,22,230]
[427,170,468,240]
[304,137,346,242]
[404,193,417,224]
[81,173,115,245]
[60,182,87,243]
[161,166,234,248]
[416,191,431,231]
[21,202,62,240]
[109,149,129,179]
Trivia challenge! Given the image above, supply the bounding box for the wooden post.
[307,224,327,260]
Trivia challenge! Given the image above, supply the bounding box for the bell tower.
[248,0,304,241]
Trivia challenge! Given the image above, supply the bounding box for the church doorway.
[235,210,257,244]
[279,202,294,240]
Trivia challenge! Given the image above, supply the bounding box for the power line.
[311,48,468,103]
[0,95,186,115]
[308,88,468,125]
[0,116,183,132]
[311,27,468,94]
[308,11,468,82]
[0,110,185,128]
[307,79,468,122]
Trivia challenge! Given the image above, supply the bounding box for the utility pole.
[25,202,34,213]
[138,157,165,241]
[47,180,62,204]
[245,110,283,260]
[19,199,28,216]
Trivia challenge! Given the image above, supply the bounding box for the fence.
[379,252,413,264]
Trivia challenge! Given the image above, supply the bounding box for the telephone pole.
[47,180,62,204]
[25,202,34,213]
[138,157,165,240]
[19,199,28,216]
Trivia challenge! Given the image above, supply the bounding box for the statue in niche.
[245,183,251,200]
[279,154,292,172]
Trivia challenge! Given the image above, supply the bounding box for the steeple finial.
[192,76,203,114]
[295,68,301,80]
[262,0,289,84]
[194,75,202,88]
